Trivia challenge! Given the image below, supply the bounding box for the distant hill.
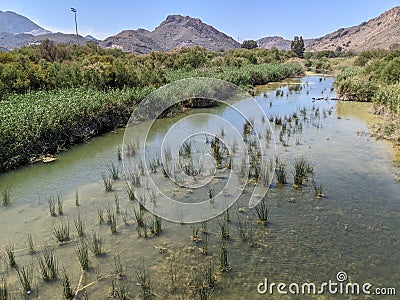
[100,15,240,53]
[306,6,400,52]
[0,10,50,36]
[3,7,400,53]
[257,36,315,51]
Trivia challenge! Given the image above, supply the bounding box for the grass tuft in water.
[38,248,58,281]
[255,198,268,225]
[26,233,35,254]
[200,231,208,255]
[0,277,7,300]
[219,219,230,240]
[110,212,117,234]
[113,253,125,278]
[107,162,119,180]
[75,190,79,207]
[16,264,33,294]
[74,212,86,237]
[312,179,326,198]
[90,231,104,256]
[53,220,70,243]
[102,174,113,192]
[48,196,57,217]
[275,158,287,185]
[151,215,162,236]
[57,194,63,215]
[1,189,10,206]
[98,208,104,225]
[292,155,313,187]
[219,241,230,272]
[75,240,89,271]
[136,265,152,300]
[62,267,74,300]
[4,243,16,268]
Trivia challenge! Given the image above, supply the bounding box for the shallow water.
[0,76,399,299]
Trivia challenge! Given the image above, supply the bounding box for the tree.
[241,40,258,50]
[291,36,305,58]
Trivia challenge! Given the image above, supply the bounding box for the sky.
[1,1,400,41]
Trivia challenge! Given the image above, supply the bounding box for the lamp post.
[71,7,79,45]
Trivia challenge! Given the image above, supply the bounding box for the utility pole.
[71,7,79,45]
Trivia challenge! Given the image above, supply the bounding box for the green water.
[0,76,399,299]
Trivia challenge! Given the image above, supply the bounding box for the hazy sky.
[1,1,399,40]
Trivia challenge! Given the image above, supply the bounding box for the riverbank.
[0,61,303,172]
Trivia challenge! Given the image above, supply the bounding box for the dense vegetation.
[335,50,400,140]
[0,41,303,172]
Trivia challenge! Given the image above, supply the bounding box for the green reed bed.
[0,87,152,172]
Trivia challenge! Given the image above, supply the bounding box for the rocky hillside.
[100,15,240,53]
[0,10,50,35]
[257,36,314,50]
[307,6,400,52]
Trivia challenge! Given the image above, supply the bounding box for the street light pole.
[71,7,79,45]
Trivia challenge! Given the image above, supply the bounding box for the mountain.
[0,10,50,36]
[30,33,88,45]
[257,36,315,51]
[100,15,240,53]
[306,6,400,52]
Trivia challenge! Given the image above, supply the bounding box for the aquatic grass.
[292,155,312,186]
[219,241,230,272]
[219,219,230,240]
[57,194,64,216]
[191,227,201,243]
[90,231,104,256]
[52,220,70,243]
[75,190,79,207]
[48,196,57,217]
[1,189,10,206]
[275,158,287,185]
[4,243,16,268]
[74,212,86,237]
[151,215,162,236]
[38,248,58,281]
[200,231,209,255]
[113,253,125,278]
[136,265,152,300]
[102,174,113,192]
[110,212,117,234]
[62,268,74,300]
[75,241,89,270]
[16,264,33,294]
[110,280,129,299]
[98,208,104,225]
[312,179,326,198]
[114,193,120,215]
[117,147,122,161]
[0,277,7,300]
[107,162,119,180]
[255,198,268,225]
[27,234,35,254]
